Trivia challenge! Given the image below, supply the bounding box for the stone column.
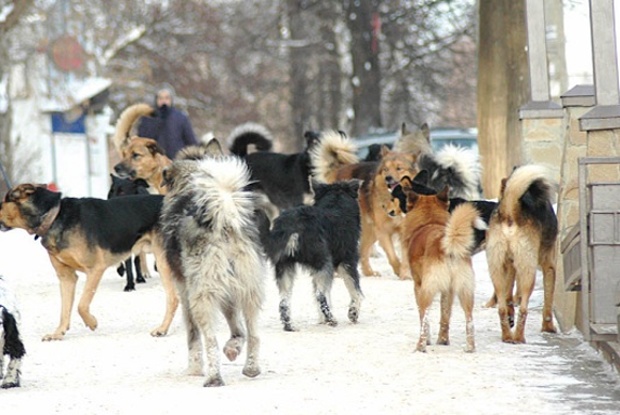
[554,85,595,333]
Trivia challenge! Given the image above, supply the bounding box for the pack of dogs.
[0,103,560,387]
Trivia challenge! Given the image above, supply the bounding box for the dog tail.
[190,156,260,235]
[112,103,156,155]
[499,164,556,221]
[227,123,274,157]
[442,203,486,258]
[310,130,360,183]
[433,144,483,200]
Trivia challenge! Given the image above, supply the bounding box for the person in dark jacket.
[138,86,198,159]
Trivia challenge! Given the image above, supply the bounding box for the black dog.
[107,175,151,291]
[259,180,363,331]
[0,275,25,388]
[228,123,321,213]
[391,171,497,253]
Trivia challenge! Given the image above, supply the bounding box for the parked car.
[354,127,478,160]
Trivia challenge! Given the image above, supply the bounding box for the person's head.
[156,88,173,109]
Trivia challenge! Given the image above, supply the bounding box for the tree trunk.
[344,0,382,137]
[477,0,530,198]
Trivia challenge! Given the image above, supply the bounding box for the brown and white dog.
[401,186,484,352]
[485,165,558,343]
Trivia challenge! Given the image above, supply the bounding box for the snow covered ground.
[0,229,619,414]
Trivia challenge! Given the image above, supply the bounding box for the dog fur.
[107,175,152,291]
[113,103,172,195]
[311,130,420,279]
[401,186,484,353]
[0,184,178,340]
[485,164,558,344]
[417,144,483,200]
[0,275,25,388]
[260,180,363,331]
[160,154,266,387]
[228,123,320,213]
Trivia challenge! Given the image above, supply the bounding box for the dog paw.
[1,380,20,389]
[464,344,476,353]
[203,374,225,387]
[242,365,261,378]
[123,285,136,292]
[136,276,146,283]
[283,324,297,332]
[42,331,65,341]
[415,343,427,353]
[150,327,168,337]
[348,307,359,323]
[542,322,557,334]
[223,339,243,362]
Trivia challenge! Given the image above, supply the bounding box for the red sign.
[51,35,85,72]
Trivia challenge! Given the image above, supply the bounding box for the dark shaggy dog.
[0,276,25,388]
[0,184,178,340]
[107,175,151,291]
[161,153,266,387]
[227,123,320,213]
[485,164,558,344]
[260,180,363,331]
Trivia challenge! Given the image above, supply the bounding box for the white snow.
[0,227,618,414]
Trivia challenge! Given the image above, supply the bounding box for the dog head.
[312,179,361,204]
[107,175,149,199]
[114,137,168,181]
[404,184,450,215]
[0,183,62,234]
[388,170,433,215]
[376,146,419,192]
[174,138,225,161]
[393,122,432,157]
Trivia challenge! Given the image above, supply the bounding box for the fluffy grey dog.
[160,148,266,387]
[0,275,25,388]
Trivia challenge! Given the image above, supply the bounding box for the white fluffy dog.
[161,148,266,387]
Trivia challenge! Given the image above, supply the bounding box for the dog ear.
[304,131,321,149]
[400,122,408,136]
[499,177,508,197]
[412,170,429,186]
[405,189,419,211]
[420,123,430,142]
[204,138,224,157]
[437,185,450,203]
[380,145,391,157]
[345,179,362,198]
[6,184,39,202]
[161,166,175,189]
[146,140,166,156]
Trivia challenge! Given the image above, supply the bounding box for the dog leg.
[457,282,476,353]
[1,356,22,388]
[276,264,297,332]
[77,267,108,331]
[376,231,401,278]
[540,252,558,334]
[339,264,363,324]
[360,220,380,276]
[181,295,204,376]
[512,264,537,344]
[45,256,79,341]
[437,290,454,346]
[124,257,135,292]
[241,300,261,378]
[415,284,433,352]
[150,249,179,337]
[199,313,224,387]
[313,268,337,327]
[136,252,150,282]
[222,305,245,362]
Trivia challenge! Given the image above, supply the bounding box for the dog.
[112,103,172,195]
[485,164,558,344]
[417,144,483,200]
[160,152,266,387]
[107,175,152,291]
[401,186,485,352]
[0,275,25,388]
[311,130,420,278]
[390,172,498,253]
[260,180,363,331]
[227,123,320,214]
[0,184,178,341]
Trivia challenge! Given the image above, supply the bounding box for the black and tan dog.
[0,184,178,341]
[485,165,558,344]
[112,103,172,195]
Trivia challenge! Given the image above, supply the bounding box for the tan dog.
[112,104,172,195]
[0,184,178,340]
[401,186,483,352]
[485,165,558,343]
